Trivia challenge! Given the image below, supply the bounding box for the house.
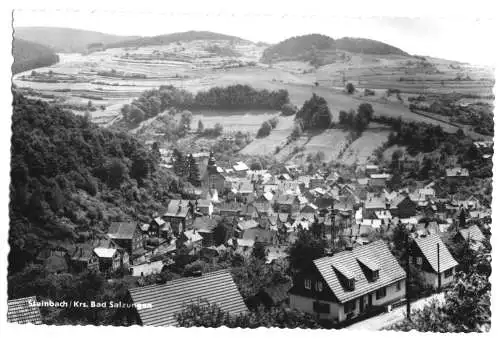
[92,237,130,269]
[249,281,293,310]
[149,217,166,237]
[129,269,248,326]
[183,229,204,251]
[163,200,193,234]
[242,227,276,246]
[69,245,100,272]
[218,202,242,216]
[289,240,406,324]
[391,196,418,219]
[410,234,458,289]
[192,216,219,246]
[368,173,391,188]
[233,161,249,175]
[129,260,164,277]
[201,152,226,193]
[452,194,481,210]
[107,221,145,256]
[93,247,122,272]
[196,199,213,216]
[446,167,469,183]
[310,176,325,189]
[364,195,386,216]
[365,164,380,176]
[456,225,486,251]
[276,195,300,214]
[7,296,43,324]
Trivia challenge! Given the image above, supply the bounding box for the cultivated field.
[339,124,393,166]
[240,115,296,156]
[13,37,494,166]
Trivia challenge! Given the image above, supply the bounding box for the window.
[315,281,324,292]
[409,256,413,264]
[371,269,380,282]
[313,302,330,314]
[344,300,356,314]
[304,279,312,290]
[345,278,355,291]
[416,257,423,265]
[396,280,402,291]
[376,287,386,299]
[444,268,453,278]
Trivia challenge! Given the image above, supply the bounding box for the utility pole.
[437,242,441,291]
[405,233,412,321]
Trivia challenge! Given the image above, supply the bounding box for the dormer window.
[371,269,380,282]
[346,278,355,291]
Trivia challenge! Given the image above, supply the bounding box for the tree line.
[121,84,291,125]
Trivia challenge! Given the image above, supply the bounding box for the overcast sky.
[13,8,497,66]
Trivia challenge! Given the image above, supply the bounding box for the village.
[10,135,492,328]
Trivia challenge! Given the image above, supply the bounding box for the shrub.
[281,103,297,116]
[346,83,355,94]
[256,121,272,138]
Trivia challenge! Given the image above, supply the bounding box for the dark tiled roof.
[129,269,247,326]
[7,296,43,324]
[413,234,458,272]
[313,240,405,303]
[108,222,138,240]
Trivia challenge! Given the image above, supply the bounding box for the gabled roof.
[7,296,43,324]
[364,196,386,210]
[413,234,458,272]
[237,219,259,231]
[193,216,218,233]
[94,247,118,259]
[152,217,166,226]
[129,269,247,326]
[164,200,191,218]
[313,240,405,303]
[108,222,138,240]
[459,225,485,244]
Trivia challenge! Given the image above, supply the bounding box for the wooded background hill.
[261,34,408,66]
[12,39,60,74]
[105,30,249,49]
[15,27,138,52]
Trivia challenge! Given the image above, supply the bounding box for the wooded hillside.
[9,93,180,274]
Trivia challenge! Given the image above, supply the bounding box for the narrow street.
[346,293,445,331]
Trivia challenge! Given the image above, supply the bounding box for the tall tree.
[186,154,200,187]
[173,149,185,177]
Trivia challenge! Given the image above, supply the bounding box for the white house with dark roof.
[409,234,458,289]
[288,240,406,324]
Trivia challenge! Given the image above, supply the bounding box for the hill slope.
[335,37,408,56]
[9,93,179,274]
[261,34,408,66]
[14,27,138,52]
[12,38,60,74]
[106,30,250,49]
